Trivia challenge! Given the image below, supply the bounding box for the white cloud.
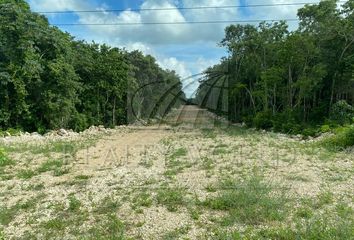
[158,57,191,78]
[194,57,220,73]
[29,0,239,45]
[28,0,89,12]
[157,56,195,97]
[124,42,153,54]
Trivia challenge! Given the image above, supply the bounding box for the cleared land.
[0,107,353,239]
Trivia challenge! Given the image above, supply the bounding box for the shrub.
[253,111,273,129]
[271,110,304,134]
[320,125,331,133]
[242,115,254,127]
[321,125,354,150]
[302,127,319,137]
[7,128,22,136]
[330,100,354,124]
[342,125,354,147]
[69,113,89,132]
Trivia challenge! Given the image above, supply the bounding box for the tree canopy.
[0,0,184,132]
[196,0,354,135]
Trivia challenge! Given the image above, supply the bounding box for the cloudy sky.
[26,0,319,96]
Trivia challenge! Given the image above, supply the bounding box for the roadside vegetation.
[0,0,184,133]
[196,0,354,141]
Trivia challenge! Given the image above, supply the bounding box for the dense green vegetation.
[197,0,354,136]
[0,0,184,133]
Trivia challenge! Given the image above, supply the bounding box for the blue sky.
[26,0,317,96]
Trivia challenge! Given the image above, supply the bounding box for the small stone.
[58,129,68,136]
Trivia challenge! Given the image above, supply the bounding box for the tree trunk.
[288,65,293,109]
[112,96,116,126]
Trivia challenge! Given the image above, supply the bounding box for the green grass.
[223,125,253,137]
[26,183,45,191]
[170,147,188,160]
[0,206,19,226]
[208,205,353,239]
[87,214,126,240]
[201,157,214,170]
[256,204,354,240]
[0,148,14,167]
[212,144,229,155]
[0,228,4,240]
[17,169,37,179]
[42,218,67,231]
[68,195,82,212]
[4,140,85,155]
[156,187,186,212]
[311,190,334,209]
[75,175,91,180]
[16,159,70,178]
[205,183,217,192]
[295,206,314,219]
[204,187,353,240]
[0,195,43,226]
[0,174,14,181]
[162,225,190,240]
[131,191,153,210]
[37,159,64,173]
[188,206,202,220]
[94,196,121,215]
[203,175,288,225]
[53,167,70,176]
[212,147,229,155]
[163,169,179,178]
[40,202,91,238]
[201,129,217,138]
[164,147,193,178]
[286,174,310,182]
[2,138,98,165]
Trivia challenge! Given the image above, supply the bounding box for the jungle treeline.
[197,0,354,135]
[0,0,184,133]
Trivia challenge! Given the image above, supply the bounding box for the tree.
[196,0,354,134]
[0,0,184,132]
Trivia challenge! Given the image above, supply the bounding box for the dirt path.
[75,127,171,171]
[74,105,216,171]
[165,105,218,127]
